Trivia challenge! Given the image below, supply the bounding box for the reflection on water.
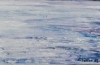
[0,0,100,65]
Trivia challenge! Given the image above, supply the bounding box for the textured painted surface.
[0,0,100,65]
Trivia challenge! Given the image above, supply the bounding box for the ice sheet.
[0,0,100,65]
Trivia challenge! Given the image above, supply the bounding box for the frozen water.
[0,0,100,65]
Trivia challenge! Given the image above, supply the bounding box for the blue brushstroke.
[76,52,100,63]
[78,31,97,38]
[16,58,27,63]
[16,58,34,64]
[25,36,33,39]
[92,22,100,25]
